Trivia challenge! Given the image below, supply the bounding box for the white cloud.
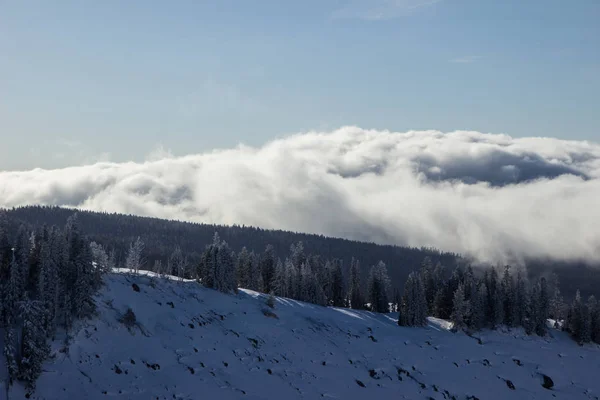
[332,0,443,20]
[1,127,600,265]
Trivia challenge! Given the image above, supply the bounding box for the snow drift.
[1,127,600,264]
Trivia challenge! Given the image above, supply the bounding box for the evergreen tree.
[125,237,145,274]
[548,273,564,325]
[4,326,18,383]
[513,270,528,328]
[197,233,221,288]
[451,283,470,330]
[236,247,252,289]
[399,271,428,326]
[368,261,391,313]
[534,277,550,336]
[260,245,276,294]
[487,267,504,328]
[587,296,600,344]
[215,240,237,293]
[38,237,59,335]
[433,285,448,319]
[6,250,24,324]
[273,258,286,297]
[420,257,437,311]
[500,265,515,326]
[567,290,588,343]
[329,260,345,307]
[18,300,51,391]
[468,283,487,330]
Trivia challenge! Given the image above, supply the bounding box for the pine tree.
[534,277,550,336]
[236,247,251,289]
[368,261,391,313]
[329,260,345,307]
[215,240,237,293]
[248,251,262,291]
[273,258,286,297]
[500,265,515,326]
[348,258,365,310]
[125,237,145,274]
[6,250,24,324]
[420,257,437,311]
[399,271,428,326]
[198,233,221,288]
[587,296,600,344]
[260,245,276,294]
[567,290,588,343]
[433,285,448,319]
[18,300,51,390]
[4,326,18,383]
[468,283,487,330]
[38,237,59,335]
[72,229,95,319]
[548,273,564,322]
[512,270,528,328]
[451,283,470,331]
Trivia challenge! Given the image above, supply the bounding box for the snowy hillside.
[21,271,600,400]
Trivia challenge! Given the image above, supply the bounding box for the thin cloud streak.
[450,55,483,63]
[1,127,599,266]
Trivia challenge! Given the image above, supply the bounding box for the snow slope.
[22,271,600,400]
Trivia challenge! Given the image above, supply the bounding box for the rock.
[542,374,554,390]
[355,380,366,388]
[506,380,515,390]
[132,283,140,292]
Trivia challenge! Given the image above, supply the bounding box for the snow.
[427,316,454,331]
[20,272,600,399]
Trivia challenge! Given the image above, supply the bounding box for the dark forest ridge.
[1,205,599,298]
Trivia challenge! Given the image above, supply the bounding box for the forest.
[0,206,599,394]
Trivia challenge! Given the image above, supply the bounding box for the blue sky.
[1,0,599,170]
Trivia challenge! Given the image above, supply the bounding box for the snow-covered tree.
[500,266,515,326]
[534,277,550,336]
[169,246,188,280]
[237,247,252,289]
[198,233,221,287]
[468,283,487,330]
[4,326,18,383]
[451,283,470,330]
[125,237,145,274]
[348,258,365,310]
[368,261,391,313]
[587,296,600,344]
[329,260,345,307]
[399,271,427,327]
[260,245,276,294]
[18,300,50,390]
[89,241,109,288]
[567,290,588,343]
[512,270,528,328]
[215,240,237,293]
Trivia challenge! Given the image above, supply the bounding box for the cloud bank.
[1,127,600,265]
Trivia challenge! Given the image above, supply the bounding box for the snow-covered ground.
[20,271,600,399]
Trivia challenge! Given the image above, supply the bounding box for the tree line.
[1,210,599,393]
[0,215,109,392]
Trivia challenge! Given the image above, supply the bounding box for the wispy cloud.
[332,0,443,21]
[450,55,483,64]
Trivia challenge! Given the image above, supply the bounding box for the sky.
[1,0,599,171]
